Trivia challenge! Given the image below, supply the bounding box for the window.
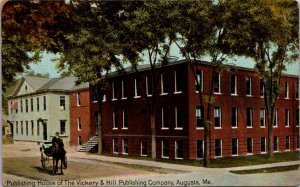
[214,107,221,128]
[175,107,183,129]
[296,109,299,127]
[134,78,141,98]
[77,117,81,130]
[297,136,300,149]
[247,138,253,154]
[285,136,290,150]
[60,96,65,110]
[31,120,34,135]
[102,94,106,102]
[197,140,204,159]
[141,142,147,156]
[195,70,203,92]
[175,141,183,159]
[231,107,238,128]
[78,136,82,145]
[213,72,220,93]
[92,88,98,102]
[43,96,46,110]
[16,121,18,134]
[162,140,169,158]
[25,99,28,112]
[36,97,39,112]
[274,109,278,127]
[162,107,169,129]
[10,101,13,114]
[196,106,204,128]
[20,100,23,113]
[77,92,81,106]
[21,121,23,135]
[113,138,118,154]
[60,120,66,134]
[113,111,118,129]
[112,82,117,100]
[231,74,237,95]
[146,75,153,96]
[284,81,289,99]
[215,139,222,157]
[26,121,28,135]
[260,80,264,97]
[122,80,128,99]
[232,138,238,156]
[30,98,33,112]
[261,137,266,153]
[246,108,253,127]
[274,136,278,152]
[174,70,183,93]
[246,76,252,96]
[122,139,128,154]
[161,73,168,94]
[260,109,265,127]
[122,109,128,129]
[285,109,290,127]
[37,120,39,136]
[296,82,299,99]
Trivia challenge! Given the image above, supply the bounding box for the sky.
[29,48,299,78]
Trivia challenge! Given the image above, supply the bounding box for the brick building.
[72,60,299,159]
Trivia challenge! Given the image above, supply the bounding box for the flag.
[11,101,18,110]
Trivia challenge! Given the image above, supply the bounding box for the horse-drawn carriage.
[40,141,67,174]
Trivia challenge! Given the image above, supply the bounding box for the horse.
[51,140,66,175]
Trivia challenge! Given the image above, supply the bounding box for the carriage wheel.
[63,156,67,169]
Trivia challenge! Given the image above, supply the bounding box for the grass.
[230,164,299,174]
[97,151,300,168]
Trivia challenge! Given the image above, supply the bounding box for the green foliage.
[24,70,50,78]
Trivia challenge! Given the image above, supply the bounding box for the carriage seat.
[41,142,53,156]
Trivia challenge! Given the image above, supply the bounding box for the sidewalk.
[66,146,300,173]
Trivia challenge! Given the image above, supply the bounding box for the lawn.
[101,151,300,168]
[230,164,299,174]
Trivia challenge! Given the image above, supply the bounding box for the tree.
[121,0,181,159]
[1,0,75,90]
[24,70,50,78]
[221,0,298,158]
[173,0,235,167]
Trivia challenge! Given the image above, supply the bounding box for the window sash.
[247,138,253,153]
[232,138,238,155]
[195,70,203,92]
[197,140,204,159]
[231,74,237,95]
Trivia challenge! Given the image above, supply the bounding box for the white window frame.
[113,111,118,130]
[246,138,253,155]
[246,76,252,96]
[76,92,81,106]
[161,140,169,159]
[215,139,222,158]
[260,80,265,98]
[140,142,147,156]
[285,81,289,99]
[146,76,153,97]
[122,109,128,130]
[77,117,81,130]
[285,109,290,127]
[213,72,221,94]
[161,107,169,130]
[175,107,183,130]
[231,138,238,156]
[274,136,279,152]
[261,137,267,154]
[231,107,238,128]
[274,109,278,128]
[113,138,118,154]
[121,81,127,100]
[260,109,266,128]
[196,140,204,160]
[160,74,168,95]
[134,78,141,98]
[122,139,128,155]
[296,82,299,99]
[196,106,204,130]
[285,136,290,151]
[231,74,237,95]
[214,107,222,129]
[195,70,203,93]
[102,94,106,102]
[174,71,182,94]
[112,82,117,101]
[246,108,253,128]
[175,141,183,160]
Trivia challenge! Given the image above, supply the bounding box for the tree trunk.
[97,110,103,154]
[267,104,275,159]
[150,112,156,159]
[204,120,210,167]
